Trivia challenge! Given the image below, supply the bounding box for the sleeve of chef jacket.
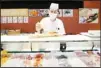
[57,20,66,35]
[39,18,46,32]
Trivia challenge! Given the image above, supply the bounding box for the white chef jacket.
[40,17,66,35]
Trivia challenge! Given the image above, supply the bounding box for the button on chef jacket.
[40,17,66,35]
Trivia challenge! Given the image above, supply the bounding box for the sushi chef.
[33,3,66,51]
[36,3,66,35]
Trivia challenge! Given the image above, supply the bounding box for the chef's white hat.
[49,3,59,10]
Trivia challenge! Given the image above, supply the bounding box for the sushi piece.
[33,54,43,67]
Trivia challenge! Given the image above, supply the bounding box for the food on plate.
[56,55,67,59]
[26,55,33,60]
[23,55,33,67]
[56,55,71,67]
[47,31,60,36]
[33,32,60,38]
[48,31,57,34]
[1,50,11,65]
[29,30,62,38]
[33,54,43,67]
[1,50,11,58]
[87,51,93,55]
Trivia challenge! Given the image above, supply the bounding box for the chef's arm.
[58,22,66,35]
[35,22,43,34]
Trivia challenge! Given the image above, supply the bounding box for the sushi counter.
[1,34,100,51]
[1,34,100,67]
[1,50,100,67]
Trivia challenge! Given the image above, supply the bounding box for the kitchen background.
[1,1,100,34]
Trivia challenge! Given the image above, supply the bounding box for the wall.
[84,1,100,30]
[1,1,100,34]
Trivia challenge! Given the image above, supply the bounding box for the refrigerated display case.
[1,34,100,67]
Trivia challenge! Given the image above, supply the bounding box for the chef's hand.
[35,22,43,33]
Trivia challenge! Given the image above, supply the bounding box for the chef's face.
[49,9,59,14]
[48,9,59,21]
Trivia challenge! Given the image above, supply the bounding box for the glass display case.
[1,35,100,67]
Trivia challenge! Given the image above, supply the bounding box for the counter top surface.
[1,34,94,42]
[80,32,100,38]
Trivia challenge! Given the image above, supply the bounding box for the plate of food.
[29,32,61,38]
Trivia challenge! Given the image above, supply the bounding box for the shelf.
[8,51,51,53]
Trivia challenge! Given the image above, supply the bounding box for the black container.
[60,42,66,52]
